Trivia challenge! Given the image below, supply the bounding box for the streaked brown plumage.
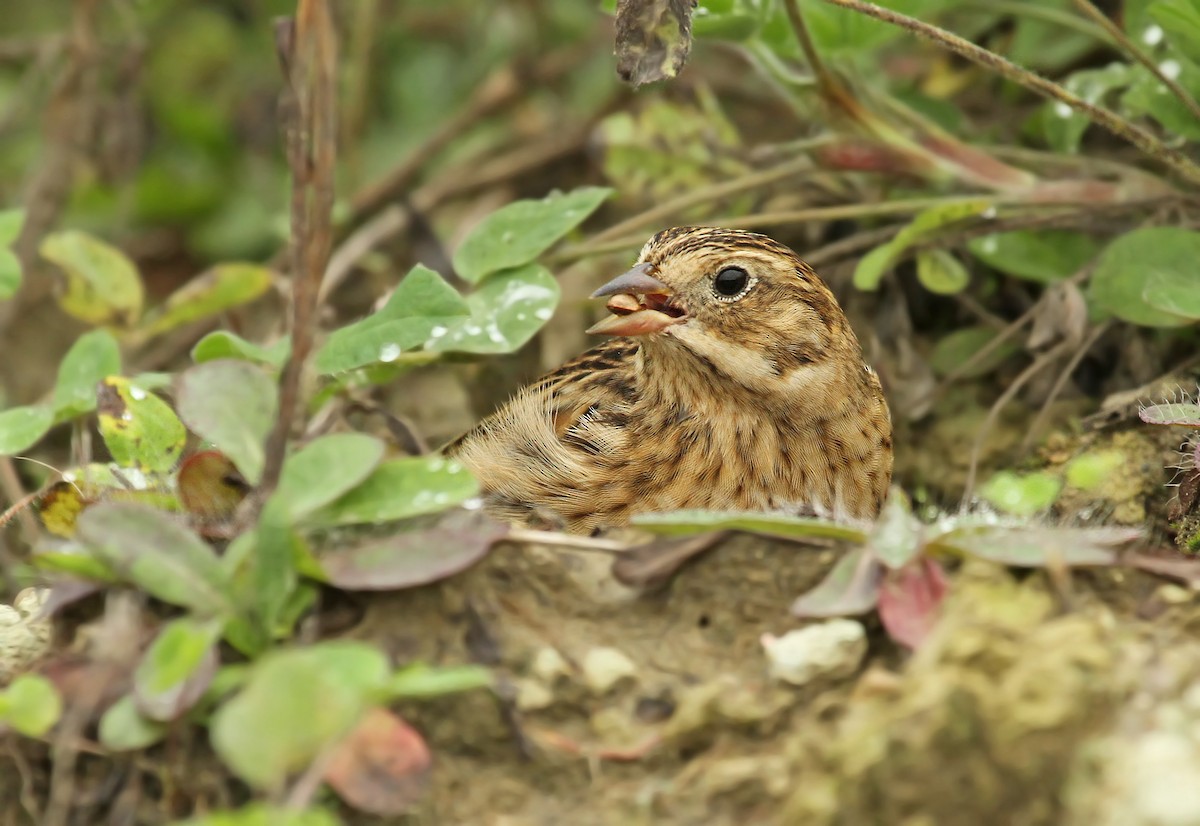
[448,226,893,534]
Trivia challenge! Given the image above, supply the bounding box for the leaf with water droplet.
[309,456,479,527]
[426,264,560,355]
[453,188,611,282]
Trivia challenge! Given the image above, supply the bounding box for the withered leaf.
[324,707,432,816]
[614,0,696,86]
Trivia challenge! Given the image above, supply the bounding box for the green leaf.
[314,264,468,374]
[310,456,478,527]
[853,200,994,290]
[452,188,611,283]
[76,503,234,616]
[98,695,167,751]
[1041,64,1132,153]
[1143,268,1200,320]
[53,329,122,420]
[1065,449,1127,490]
[631,509,869,542]
[1140,402,1200,426]
[0,405,53,455]
[210,642,390,790]
[134,617,223,721]
[1122,59,1200,141]
[932,525,1137,566]
[136,263,275,339]
[0,210,25,300]
[388,663,493,699]
[276,433,385,519]
[97,377,187,473]
[172,804,342,826]
[316,317,456,374]
[980,471,1063,517]
[175,360,279,484]
[1149,0,1200,63]
[0,249,20,300]
[317,508,507,591]
[40,230,145,326]
[192,332,290,368]
[0,674,62,737]
[0,209,24,245]
[915,249,969,295]
[791,547,883,618]
[870,490,921,569]
[929,326,1021,379]
[248,501,300,641]
[426,264,560,355]
[968,230,1100,283]
[1090,228,1200,327]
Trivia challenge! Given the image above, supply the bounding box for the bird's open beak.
[586,262,687,337]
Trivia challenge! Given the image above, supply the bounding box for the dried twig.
[819,0,1200,187]
[258,0,338,500]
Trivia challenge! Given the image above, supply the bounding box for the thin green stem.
[819,0,1200,188]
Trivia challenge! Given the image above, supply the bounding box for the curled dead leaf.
[614,0,696,86]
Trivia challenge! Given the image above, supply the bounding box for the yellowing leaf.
[97,377,186,473]
[135,263,275,340]
[40,230,144,326]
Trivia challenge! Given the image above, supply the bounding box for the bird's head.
[588,226,861,392]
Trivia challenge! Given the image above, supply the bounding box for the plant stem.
[819,0,1200,188]
[259,0,338,500]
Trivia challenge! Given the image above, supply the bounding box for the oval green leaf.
[452,187,611,283]
[98,695,167,751]
[979,471,1063,517]
[968,230,1099,283]
[0,674,63,737]
[76,503,234,617]
[0,405,53,456]
[53,329,121,421]
[210,642,390,790]
[133,617,223,721]
[426,263,560,355]
[192,331,290,368]
[916,249,969,295]
[176,360,278,484]
[310,456,479,527]
[137,263,275,339]
[40,230,144,326]
[1090,227,1200,327]
[276,433,385,519]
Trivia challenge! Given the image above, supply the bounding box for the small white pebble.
[761,619,867,687]
[530,646,570,684]
[514,678,555,711]
[581,646,637,695]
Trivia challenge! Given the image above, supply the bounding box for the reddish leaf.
[37,653,129,717]
[791,547,884,618]
[178,451,251,522]
[877,557,949,650]
[324,707,432,815]
[318,509,507,591]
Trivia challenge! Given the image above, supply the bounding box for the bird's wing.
[445,339,640,527]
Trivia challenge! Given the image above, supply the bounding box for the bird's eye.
[712,266,751,300]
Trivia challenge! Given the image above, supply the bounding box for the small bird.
[449,226,893,534]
